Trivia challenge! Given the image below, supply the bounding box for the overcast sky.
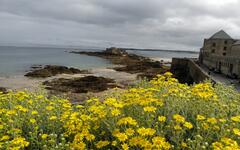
[0,0,240,50]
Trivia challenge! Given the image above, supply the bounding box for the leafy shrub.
[0,72,239,149]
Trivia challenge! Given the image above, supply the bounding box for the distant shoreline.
[123,48,199,54]
[0,45,199,54]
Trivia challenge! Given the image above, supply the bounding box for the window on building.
[211,49,215,53]
[224,47,227,50]
[223,52,226,56]
[212,43,216,47]
[224,40,228,44]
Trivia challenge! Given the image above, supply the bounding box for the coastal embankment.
[171,58,211,84]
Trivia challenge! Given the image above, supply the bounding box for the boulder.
[25,65,89,78]
[43,76,119,93]
[0,87,7,94]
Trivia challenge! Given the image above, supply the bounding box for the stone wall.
[203,55,240,78]
[202,39,234,56]
[171,58,211,84]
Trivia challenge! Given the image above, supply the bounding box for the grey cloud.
[0,0,240,50]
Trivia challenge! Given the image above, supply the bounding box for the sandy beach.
[0,67,138,91]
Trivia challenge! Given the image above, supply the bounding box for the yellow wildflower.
[41,134,48,139]
[0,135,10,141]
[85,134,95,141]
[233,128,240,136]
[49,116,57,120]
[196,115,205,121]
[207,117,217,124]
[31,110,38,115]
[152,136,171,149]
[122,143,129,150]
[231,116,240,122]
[137,127,156,136]
[114,133,128,142]
[111,109,121,116]
[95,140,110,149]
[117,117,137,126]
[125,128,135,136]
[10,137,29,148]
[158,116,166,122]
[174,125,182,130]
[46,106,54,111]
[173,114,185,123]
[30,118,36,124]
[181,142,188,148]
[183,122,193,129]
[143,106,157,112]
[112,141,117,146]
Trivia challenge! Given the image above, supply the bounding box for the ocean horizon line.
[0,45,199,54]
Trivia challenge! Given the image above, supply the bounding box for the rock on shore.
[0,87,7,94]
[25,65,90,78]
[43,76,119,93]
[71,47,170,79]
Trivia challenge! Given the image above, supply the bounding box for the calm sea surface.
[0,46,199,77]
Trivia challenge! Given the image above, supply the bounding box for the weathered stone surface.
[43,76,119,93]
[25,65,89,78]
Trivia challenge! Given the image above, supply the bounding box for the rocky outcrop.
[105,47,128,55]
[43,76,119,93]
[0,87,7,94]
[71,48,170,79]
[25,65,89,78]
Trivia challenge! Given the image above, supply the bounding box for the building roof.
[233,40,240,45]
[209,30,233,39]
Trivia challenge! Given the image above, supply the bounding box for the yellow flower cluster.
[0,72,239,149]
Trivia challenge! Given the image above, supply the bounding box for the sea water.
[0,46,199,77]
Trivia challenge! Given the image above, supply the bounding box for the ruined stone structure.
[199,30,240,78]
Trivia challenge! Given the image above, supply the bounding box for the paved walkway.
[199,64,240,91]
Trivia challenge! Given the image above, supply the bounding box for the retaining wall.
[171,58,211,84]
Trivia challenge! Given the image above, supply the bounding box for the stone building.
[199,30,240,78]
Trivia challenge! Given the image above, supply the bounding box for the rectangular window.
[224,47,227,50]
[211,49,215,53]
[212,43,216,47]
[224,40,228,44]
[223,53,226,56]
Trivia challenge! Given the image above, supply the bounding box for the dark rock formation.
[71,48,170,80]
[30,64,43,70]
[43,76,119,93]
[25,65,89,78]
[0,87,7,94]
[105,47,128,55]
